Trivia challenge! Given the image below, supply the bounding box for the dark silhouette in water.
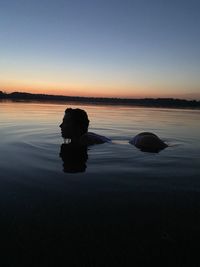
[129,132,168,153]
[59,143,88,173]
[60,108,167,153]
[59,108,111,173]
[60,108,111,146]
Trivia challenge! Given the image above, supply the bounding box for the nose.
[59,123,63,128]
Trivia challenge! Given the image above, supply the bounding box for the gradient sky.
[0,0,200,99]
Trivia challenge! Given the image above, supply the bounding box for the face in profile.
[60,113,74,139]
[60,108,90,141]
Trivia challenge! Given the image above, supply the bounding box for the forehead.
[63,113,72,122]
[64,113,71,119]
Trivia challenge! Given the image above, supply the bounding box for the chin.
[61,132,66,138]
[61,132,71,139]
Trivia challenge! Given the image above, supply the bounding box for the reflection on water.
[0,100,200,186]
[0,100,200,265]
[60,143,88,173]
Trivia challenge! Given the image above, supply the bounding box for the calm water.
[0,101,200,266]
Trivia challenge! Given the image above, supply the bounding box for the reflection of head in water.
[59,143,88,173]
[59,108,89,143]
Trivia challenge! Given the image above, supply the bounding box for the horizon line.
[1,90,200,102]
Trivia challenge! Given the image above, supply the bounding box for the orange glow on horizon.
[0,80,149,98]
[1,80,199,100]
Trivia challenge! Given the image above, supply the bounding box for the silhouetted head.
[60,108,89,142]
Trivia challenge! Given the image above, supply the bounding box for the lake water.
[0,100,200,266]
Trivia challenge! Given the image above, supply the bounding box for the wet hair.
[64,108,89,136]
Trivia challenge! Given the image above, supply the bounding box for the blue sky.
[0,0,200,98]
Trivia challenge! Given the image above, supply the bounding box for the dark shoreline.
[1,91,200,109]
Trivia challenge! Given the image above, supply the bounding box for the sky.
[0,0,200,99]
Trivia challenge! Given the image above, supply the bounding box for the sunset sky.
[0,0,200,99]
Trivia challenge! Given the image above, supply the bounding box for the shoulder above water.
[80,132,111,146]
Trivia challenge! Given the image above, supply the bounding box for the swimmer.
[60,108,111,146]
[60,108,167,152]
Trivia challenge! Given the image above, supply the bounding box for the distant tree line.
[0,91,200,109]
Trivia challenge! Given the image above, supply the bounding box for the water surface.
[0,101,200,266]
